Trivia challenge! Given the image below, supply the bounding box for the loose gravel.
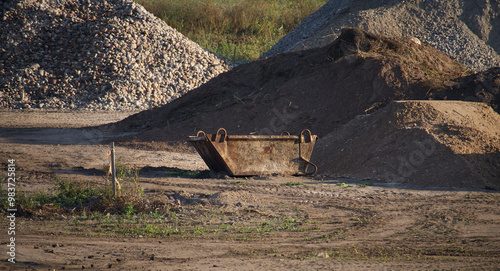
[0,0,230,110]
[261,0,500,72]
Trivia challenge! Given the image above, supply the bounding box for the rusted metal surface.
[188,128,318,176]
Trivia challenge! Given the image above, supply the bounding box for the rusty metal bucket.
[188,128,318,176]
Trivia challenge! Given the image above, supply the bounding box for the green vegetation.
[2,178,104,213]
[134,0,328,61]
[0,163,147,217]
[46,202,319,240]
[115,157,136,179]
[1,168,318,241]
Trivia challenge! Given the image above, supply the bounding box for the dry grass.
[134,0,328,61]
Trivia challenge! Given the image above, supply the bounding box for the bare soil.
[312,100,500,190]
[1,111,499,270]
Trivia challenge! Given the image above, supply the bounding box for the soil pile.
[261,0,500,72]
[435,67,500,111]
[0,0,229,110]
[113,28,500,189]
[114,28,469,140]
[312,100,500,190]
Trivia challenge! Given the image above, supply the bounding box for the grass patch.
[52,179,103,207]
[134,0,328,61]
[0,164,175,218]
[63,207,318,239]
[1,178,105,216]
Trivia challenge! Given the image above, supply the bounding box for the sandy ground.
[0,110,499,270]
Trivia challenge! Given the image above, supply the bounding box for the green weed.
[53,179,102,207]
[123,204,136,219]
[6,178,103,215]
[115,157,135,178]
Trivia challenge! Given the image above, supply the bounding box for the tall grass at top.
[134,0,328,61]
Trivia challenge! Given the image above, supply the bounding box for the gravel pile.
[0,0,229,110]
[261,0,500,72]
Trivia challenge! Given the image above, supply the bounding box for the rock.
[0,0,230,111]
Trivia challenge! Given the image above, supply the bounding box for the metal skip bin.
[188,128,318,176]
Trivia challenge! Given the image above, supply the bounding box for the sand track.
[0,111,498,270]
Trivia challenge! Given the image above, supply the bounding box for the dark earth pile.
[113,28,480,139]
[110,28,500,189]
[432,67,500,111]
[262,0,500,72]
[0,0,229,110]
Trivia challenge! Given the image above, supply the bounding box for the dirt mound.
[262,0,500,72]
[111,29,500,189]
[0,0,229,110]
[113,28,468,140]
[437,67,500,111]
[312,100,500,190]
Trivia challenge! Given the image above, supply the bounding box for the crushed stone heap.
[0,0,229,110]
[261,0,500,72]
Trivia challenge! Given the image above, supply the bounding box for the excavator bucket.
[188,128,318,177]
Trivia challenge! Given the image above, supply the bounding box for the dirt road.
[0,111,499,270]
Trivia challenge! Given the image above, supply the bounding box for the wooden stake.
[111,142,117,197]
